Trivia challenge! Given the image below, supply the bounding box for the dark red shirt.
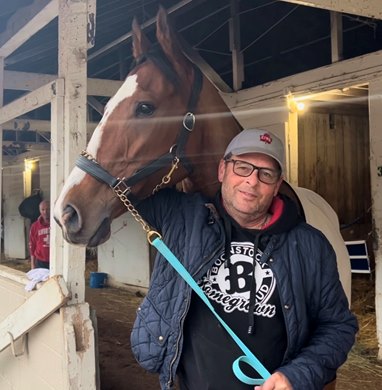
[29,216,50,262]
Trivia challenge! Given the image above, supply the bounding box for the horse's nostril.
[62,205,81,234]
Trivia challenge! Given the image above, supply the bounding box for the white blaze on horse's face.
[87,74,138,156]
[54,75,138,223]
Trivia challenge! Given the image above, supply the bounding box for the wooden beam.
[4,70,123,97]
[88,0,192,61]
[0,0,58,58]
[0,276,70,353]
[179,36,232,93]
[87,96,104,115]
[279,0,382,20]
[87,78,123,97]
[229,50,382,107]
[2,118,97,134]
[229,0,244,91]
[330,11,343,63]
[0,80,61,125]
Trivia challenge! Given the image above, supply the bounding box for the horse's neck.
[183,80,242,197]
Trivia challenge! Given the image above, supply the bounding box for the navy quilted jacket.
[131,189,358,390]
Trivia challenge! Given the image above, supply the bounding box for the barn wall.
[97,213,150,290]
[298,108,372,243]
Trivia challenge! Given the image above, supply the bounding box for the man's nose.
[245,169,260,185]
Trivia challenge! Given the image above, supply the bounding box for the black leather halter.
[76,64,203,197]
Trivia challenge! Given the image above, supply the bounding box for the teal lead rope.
[151,236,271,385]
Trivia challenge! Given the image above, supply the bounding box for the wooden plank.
[360,116,371,217]
[324,113,338,212]
[330,11,343,63]
[179,35,232,93]
[0,0,58,58]
[87,96,104,115]
[279,0,382,20]
[62,304,96,389]
[368,79,382,360]
[50,81,65,277]
[0,80,60,125]
[0,266,28,285]
[229,0,244,91]
[315,113,327,200]
[87,0,96,49]
[88,0,192,61]
[334,113,345,220]
[0,276,70,353]
[0,57,3,252]
[298,112,318,191]
[342,115,354,225]
[2,118,97,134]
[4,70,123,97]
[231,50,382,109]
[288,110,299,184]
[3,70,56,91]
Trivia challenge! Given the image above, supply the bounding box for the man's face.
[39,202,50,223]
[218,153,283,227]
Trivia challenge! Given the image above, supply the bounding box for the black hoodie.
[178,193,303,390]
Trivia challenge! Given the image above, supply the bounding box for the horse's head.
[54,7,241,247]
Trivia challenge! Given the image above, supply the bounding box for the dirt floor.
[3,259,382,389]
[85,264,382,390]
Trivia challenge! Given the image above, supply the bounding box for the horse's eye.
[136,102,155,117]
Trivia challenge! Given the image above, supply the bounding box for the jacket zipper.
[268,257,292,364]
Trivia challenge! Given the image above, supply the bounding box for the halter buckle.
[112,179,131,195]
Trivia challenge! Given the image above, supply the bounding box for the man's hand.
[255,372,293,390]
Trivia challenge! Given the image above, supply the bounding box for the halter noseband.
[75,64,203,197]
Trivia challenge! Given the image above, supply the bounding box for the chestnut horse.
[53,7,350,301]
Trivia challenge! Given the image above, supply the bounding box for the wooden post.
[0,57,3,261]
[287,95,299,185]
[55,0,89,304]
[229,0,244,91]
[50,78,65,276]
[369,78,382,360]
[330,11,343,63]
[53,1,97,388]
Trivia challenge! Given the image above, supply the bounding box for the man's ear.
[274,175,284,196]
[218,159,226,183]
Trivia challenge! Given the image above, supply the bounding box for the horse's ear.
[132,17,151,59]
[156,6,191,75]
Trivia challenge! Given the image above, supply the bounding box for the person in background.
[131,129,358,390]
[29,200,50,269]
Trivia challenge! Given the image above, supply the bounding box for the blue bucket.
[89,272,108,288]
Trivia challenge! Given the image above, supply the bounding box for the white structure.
[0,1,381,388]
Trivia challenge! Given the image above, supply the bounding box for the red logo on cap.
[259,133,272,144]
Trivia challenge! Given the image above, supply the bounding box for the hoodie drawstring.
[248,234,261,334]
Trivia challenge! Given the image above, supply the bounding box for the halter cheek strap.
[76,65,203,194]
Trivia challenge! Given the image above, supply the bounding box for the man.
[29,200,50,269]
[131,129,358,390]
